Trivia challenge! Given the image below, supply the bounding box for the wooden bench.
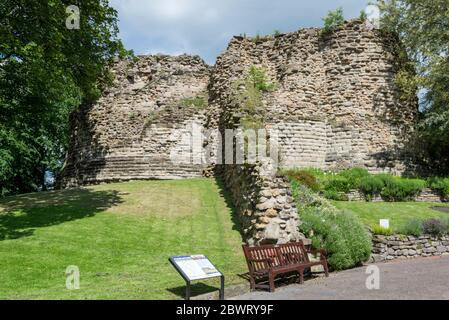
[242,241,329,292]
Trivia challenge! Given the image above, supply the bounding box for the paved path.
[233,256,449,300]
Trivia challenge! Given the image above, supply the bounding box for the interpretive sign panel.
[169,254,224,300]
[170,255,222,280]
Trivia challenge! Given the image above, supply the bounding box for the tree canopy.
[0,0,130,196]
[379,0,449,174]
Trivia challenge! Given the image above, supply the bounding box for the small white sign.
[379,219,390,229]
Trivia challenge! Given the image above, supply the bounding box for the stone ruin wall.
[211,20,417,173]
[58,20,418,244]
[58,55,212,188]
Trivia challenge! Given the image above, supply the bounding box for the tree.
[378,0,449,174]
[0,0,130,196]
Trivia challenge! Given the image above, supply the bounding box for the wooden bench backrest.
[277,241,310,265]
[242,244,283,273]
[242,241,310,273]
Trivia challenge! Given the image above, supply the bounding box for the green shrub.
[322,7,345,35]
[339,167,370,189]
[397,219,423,236]
[301,208,372,270]
[180,94,208,109]
[358,176,384,201]
[381,178,426,201]
[289,180,333,213]
[284,169,320,192]
[324,176,351,193]
[359,10,368,21]
[428,177,449,197]
[247,65,275,92]
[291,183,371,270]
[323,190,348,201]
[422,218,448,237]
[371,225,394,236]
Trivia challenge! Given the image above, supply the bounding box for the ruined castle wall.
[207,20,418,244]
[211,20,417,174]
[59,55,212,187]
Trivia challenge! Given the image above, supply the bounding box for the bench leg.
[323,261,329,277]
[249,277,256,291]
[298,269,304,284]
[268,273,275,292]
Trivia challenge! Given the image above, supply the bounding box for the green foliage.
[290,182,371,270]
[358,176,384,201]
[0,0,130,196]
[292,167,431,202]
[232,66,276,130]
[371,224,394,236]
[247,66,276,92]
[359,10,368,21]
[379,0,449,173]
[301,208,372,270]
[180,94,208,109]
[324,176,351,193]
[321,7,345,35]
[334,200,449,232]
[380,178,426,202]
[283,169,320,192]
[339,168,370,189]
[251,33,273,43]
[273,30,282,37]
[422,218,448,237]
[322,190,348,201]
[0,179,248,299]
[428,177,449,197]
[397,219,423,237]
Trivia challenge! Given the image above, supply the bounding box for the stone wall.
[60,20,418,187]
[211,20,417,174]
[58,55,213,187]
[372,234,449,262]
[345,188,447,202]
[221,159,303,245]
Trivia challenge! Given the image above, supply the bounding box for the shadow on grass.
[167,282,222,299]
[214,176,244,241]
[0,188,123,241]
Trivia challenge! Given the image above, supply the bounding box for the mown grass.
[333,201,449,231]
[0,179,247,299]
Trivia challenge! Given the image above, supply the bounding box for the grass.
[0,178,247,299]
[333,201,449,231]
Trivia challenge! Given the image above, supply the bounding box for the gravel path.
[232,255,449,300]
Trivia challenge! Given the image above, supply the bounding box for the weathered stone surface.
[58,54,212,187]
[372,234,449,262]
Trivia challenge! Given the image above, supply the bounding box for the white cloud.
[110,0,369,64]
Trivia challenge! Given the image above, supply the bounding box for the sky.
[110,0,370,65]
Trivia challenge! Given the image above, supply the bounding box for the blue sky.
[110,0,370,64]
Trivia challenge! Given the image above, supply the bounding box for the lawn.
[333,201,449,230]
[0,178,247,299]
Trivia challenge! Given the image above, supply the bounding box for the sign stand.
[169,255,225,300]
